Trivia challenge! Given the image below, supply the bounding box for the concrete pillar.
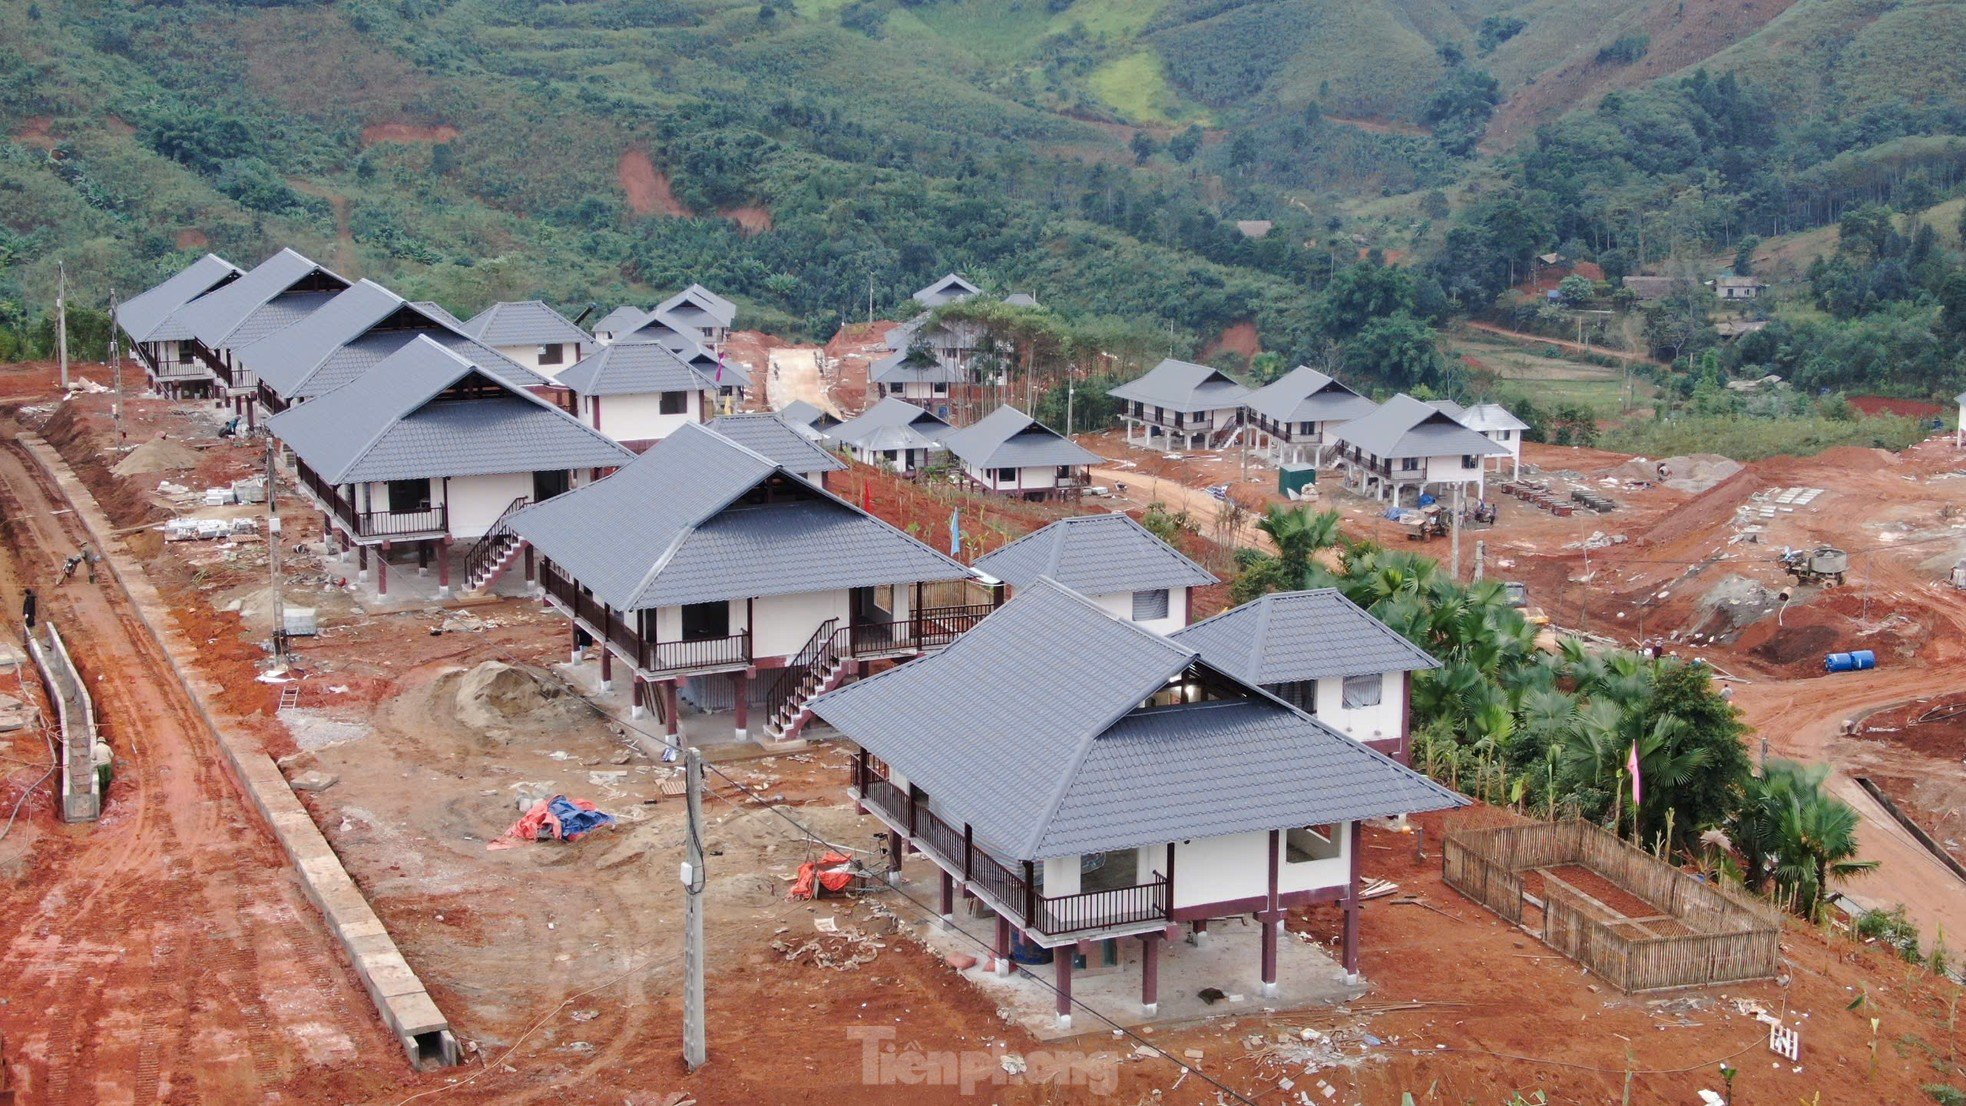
[599,647,613,692]
[662,680,680,740]
[732,669,750,740]
[570,618,582,666]
[1343,818,1363,982]
[1259,911,1280,998]
[630,676,646,719]
[417,541,430,576]
[376,544,389,596]
[523,543,536,587]
[886,828,904,884]
[1140,932,1160,1015]
[1054,949,1073,1029]
[436,537,451,597]
[994,912,1012,976]
[939,868,955,924]
[1192,919,1209,948]
[356,543,369,581]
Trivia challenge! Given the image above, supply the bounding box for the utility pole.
[267,436,287,663]
[867,274,874,327]
[56,262,69,392]
[681,747,706,1071]
[108,288,124,448]
[1065,382,1074,438]
[1449,484,1463,582]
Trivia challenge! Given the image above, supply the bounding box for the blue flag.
[948,508,961,557]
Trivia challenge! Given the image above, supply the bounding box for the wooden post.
[376,546,388,596]
[963,824,973,882]
[732,669,750,739]
[1054,947,1073,1027]
[1023,860,1037,930]
[994,912,1013,975]
[1140,932,1160,1014]
[599,646,612,691]
[940,869,954,921]
[662,680,680,740]
[436,537,451,596]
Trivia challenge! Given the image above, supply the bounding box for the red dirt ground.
[1850,395,1945,419]
[1199,321,1261,365]
[11,117,55,151]
[174,229,209,250]
[721,204,774,236]
[360,122,459,146]
[617,150,691,217]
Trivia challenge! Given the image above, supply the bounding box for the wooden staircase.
[461,495,530,594]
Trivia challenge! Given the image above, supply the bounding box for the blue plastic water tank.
[1850,649,1877,670]
[1010,930,1053,965]
[1824,652,1856,673]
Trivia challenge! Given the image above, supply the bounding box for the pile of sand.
[1608,453,1743,493]
[112,436,200,476]
[453,661,578,733]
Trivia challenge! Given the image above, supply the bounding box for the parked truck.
[1777,546,1848,586]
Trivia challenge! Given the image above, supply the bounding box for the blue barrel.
[1010,930,1053,965]
[1851,649,1877,670]
[1825,652,1856,673]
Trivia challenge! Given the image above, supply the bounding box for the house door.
[850,585,892,627]
[679,601,730,641]
[532,469,571,502]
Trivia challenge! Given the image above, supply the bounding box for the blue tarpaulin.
[548,795,615,840]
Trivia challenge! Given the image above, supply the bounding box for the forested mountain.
[2,0,1964,396]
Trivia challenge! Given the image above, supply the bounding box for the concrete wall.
[581,389,705,445]
[650,585,910,659]
[962,461,1063,492]
[1166,823,1350,911]
[1311,670,1404,746]
[848,444,939,473]
[444,472,536,538]
[492,341,586,381]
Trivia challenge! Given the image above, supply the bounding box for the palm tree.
[1735,760,1878,916]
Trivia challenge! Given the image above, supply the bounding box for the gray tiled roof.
[1242,366,1379,425]
[1108,358,1250,413]
[117,254,242,343]
[226,292,341,350]
[973,513,1216,595]
[912,273,981,306]
[172,248,346,350]
[266,336,629,484]
[1459,402,1530,433]
[593,305,646,337]
[461,300,592,347]
[1330,394,1507,460]
[869,350,964,386]
[412,301,466,329]
[656,284,736,329]
[828,396,952,451]
[1171,588,1440,684]
[939,405,1101,470]
[510,423,970,611]
[706,412,846,474]
[813,579,1463,859]
[239,280,410,386]
[281,329,546,401]
[555,339,720,397]
[776,399,836,432]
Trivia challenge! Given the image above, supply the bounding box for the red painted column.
[376,544,389,596]
[887,828,904,880]
[1192,918,1209,948]
[1054,949,1074,1027]
[939,868,955,921]
[630,676,645,719]
[523,543,536,585]
[662,680,680,739]
[1140,932,1161,1014]
[599,646,612,689]
[1263,828,1282,997]
[733,670,750,738]
[1343,820,1363,978]
[994,912,1012,975]
[356,543,369,581]
[437,537,451,595]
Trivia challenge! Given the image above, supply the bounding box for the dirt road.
[0,434,403,1101]
[765,347,834,417]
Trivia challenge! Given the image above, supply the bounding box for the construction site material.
[109,435,199,476]
[488,794,616,850]
[26,621,98,822]
[19,434,461,1071]
[1278,463,1317,498]
[1824,649,1877,673]
[1444,820,1780,992]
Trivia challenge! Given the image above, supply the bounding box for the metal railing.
[297,461,449,539]
[649,632,752,673]
[858,758,1171,937]
[541,561,752,675]
[761,618,840,729]
[461,495,531,585]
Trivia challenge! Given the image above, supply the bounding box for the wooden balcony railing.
[541,560,753,676]
[296,461,449,539]
[856,757,1171,937]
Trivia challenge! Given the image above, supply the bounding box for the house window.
[1299,421,1314,436]
[1341,673,1382,709]
[1462,454,1479,469]
[659,391,688,415]
[1285,825,1341,863]
[1056,465,1074,481]
[1399,457,1421,471]
[679,601,730,640]
[932,382,949,396]
[1131,589,1170,621]
[1272,680,1315,713]
[386,479,430,514]
[995,467,1018,483]
[539,343,565,366]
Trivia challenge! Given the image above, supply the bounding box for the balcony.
[855,758,1171,938]
[296,462,450,540]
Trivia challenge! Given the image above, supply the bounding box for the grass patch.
[1599,413,1928,462]
[1088,50,1207,125]
[1053,0,1165,38]
[908,1,1059,63]
[1450,335,1651,418]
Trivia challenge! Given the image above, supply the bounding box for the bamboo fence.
[1443,820,1780,992]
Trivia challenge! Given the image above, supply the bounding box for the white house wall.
[494,342,586,382]
[1312,670,1405,746]
[648,586,918,659]
[445,472,536,539]
[963,461,1063,492]
[1167,823,1351,911]
[1087,588,1189,633]
[583,389,705,445]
